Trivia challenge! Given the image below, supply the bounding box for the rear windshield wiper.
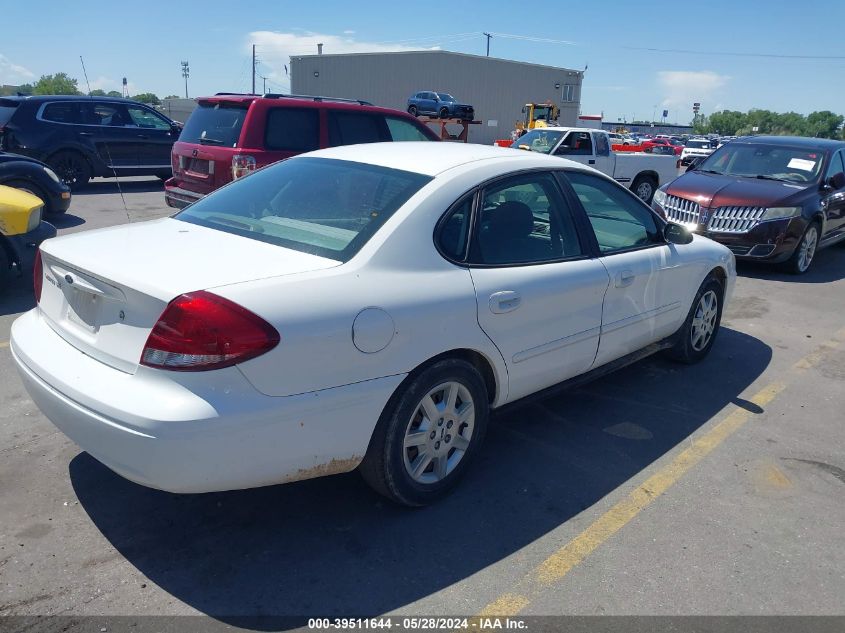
[197,137,224,145]
[696,169,723,175]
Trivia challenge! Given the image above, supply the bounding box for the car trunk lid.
[37,217,339,373]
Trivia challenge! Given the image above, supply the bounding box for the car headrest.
[487,201,534,238]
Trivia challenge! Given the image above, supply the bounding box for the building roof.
[291,49,583,75]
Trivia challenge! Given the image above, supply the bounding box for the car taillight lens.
[140,291,280,371]
[33,249,43,303]
[232,154,256,180]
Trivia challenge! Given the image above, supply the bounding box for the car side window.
[595,133,610,156]
[437,195,473,261]
[127,105,171,130]
[91,103,132,127]
[328,111,391,146]
[386,117,431,142]
[470,172,583,266]
[556,131,593,156]
[264,108,319,152]
[564,170,663,254]
[824,150,845,184]
[41,102,83,124]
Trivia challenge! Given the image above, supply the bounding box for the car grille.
[707,206,766,233]
[663,195,701,226]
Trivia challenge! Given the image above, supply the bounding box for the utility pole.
[252,44,256,95]
[181,61,189,98]
[261,75,267,94]
[483,32,492,57]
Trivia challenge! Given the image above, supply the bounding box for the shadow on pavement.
[47,213,86,229]
[0,276,35,317]
[737,244,845,284]
[74,178,164,196]
[70,327,771,629]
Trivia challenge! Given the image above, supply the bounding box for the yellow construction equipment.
[515,102,560,133]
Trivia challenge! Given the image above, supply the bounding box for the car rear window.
[264,107,319,152]
[328,111,390,147]
[175,157,432,262]
[386,117,435,142]
[179,102,248,147]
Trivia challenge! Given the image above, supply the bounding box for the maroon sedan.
[652,136,845,274]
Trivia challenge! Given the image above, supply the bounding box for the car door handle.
[136,134,149,139]
[615,270,635,287]
[588,159,596,164]
[489,291,521,314]
[78,132,94,136]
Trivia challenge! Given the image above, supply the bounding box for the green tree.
[132,92,160,105]
[771,111,806,136]
[88,89,107,96]
[707,110,747,135]
[106,90,122,97]
[805,111,843,138]
[32,73,80,95]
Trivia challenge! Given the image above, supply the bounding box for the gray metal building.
[291,50,584,145]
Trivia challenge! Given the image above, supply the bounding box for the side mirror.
[664,222,693,245]
[825,171,845,190]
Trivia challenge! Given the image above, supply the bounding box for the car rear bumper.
[11,309,405,493]
[164,179,204,209]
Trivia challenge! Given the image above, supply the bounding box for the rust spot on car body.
[285,456,363,483]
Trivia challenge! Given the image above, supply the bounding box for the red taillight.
[140,291,280,371]
[33,249,43,303]
[231,154,256,180]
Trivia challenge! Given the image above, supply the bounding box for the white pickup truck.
[507,127,677,202]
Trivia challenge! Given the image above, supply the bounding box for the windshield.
[686,140,711,149]
[176,157,432,262]
[179,102,248,147]
[436,93,456,102]
[697,143,826,182]
[511,129,566,154]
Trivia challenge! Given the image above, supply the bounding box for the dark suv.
[0,95,180,190]
[653,136,845,274]
[407,92,475,120]
[164,93,439,209]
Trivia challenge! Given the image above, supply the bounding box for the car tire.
[359,358,489,506]
[439,107,450,119]
[664,275,724,364]
[47,151,91,191]
[631,175,657,203]
[1,180,59,214]
[408,105,418,117]
[783,221,820,275]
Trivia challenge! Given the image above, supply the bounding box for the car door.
[125,104,177,170]
[461,171,610,402]
[561,170,694,367]
[84,102,141,169]
[821,149,845,235]
[423,92,438,115]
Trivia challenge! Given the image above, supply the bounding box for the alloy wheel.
[402,381,475,484]
[691,290,719,351]
[797,226,818,272]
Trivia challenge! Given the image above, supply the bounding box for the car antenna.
[80,55,130,224]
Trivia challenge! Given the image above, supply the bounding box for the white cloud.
[0,54,35,84]
[247,30,436,91]
[657,70,729,111]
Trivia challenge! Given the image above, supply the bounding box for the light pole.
[483,32,492,57]
[181,61,189,98]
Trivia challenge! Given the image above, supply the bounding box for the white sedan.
[11,143,735,506]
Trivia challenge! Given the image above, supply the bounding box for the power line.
[489,32,577,46]
[623,46,845,60]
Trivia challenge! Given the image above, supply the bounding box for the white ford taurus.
[11,142,735,505]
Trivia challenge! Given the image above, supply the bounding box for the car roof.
[300,141,588,177]
[2,95,136,104]
[197,94,404,115]
[733,135,845,151]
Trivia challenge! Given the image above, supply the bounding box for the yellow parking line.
[0,340,9,349]
[476,327,845,617]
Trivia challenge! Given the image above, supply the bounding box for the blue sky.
[2,0,843,125]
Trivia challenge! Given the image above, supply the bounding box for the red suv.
[165,93,440,208]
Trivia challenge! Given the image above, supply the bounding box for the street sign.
[662,110,668,118]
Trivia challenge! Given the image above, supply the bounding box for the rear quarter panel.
[613,153,677,187]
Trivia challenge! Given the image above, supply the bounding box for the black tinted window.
[0,102,19,125]
[438,196,473,261]
[176,158,431,262]
[328,112,390,147]
[472,173,583,265]
[180,103,247,147]
[565,171,662,254]
[265,108,319,152]
[41,102,83,124]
